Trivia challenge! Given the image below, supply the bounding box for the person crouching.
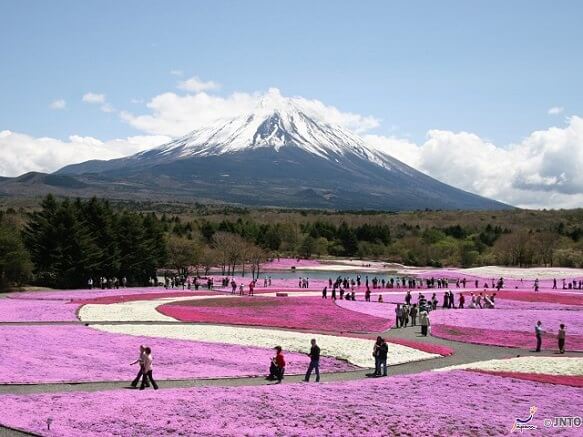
[266,346,286,383]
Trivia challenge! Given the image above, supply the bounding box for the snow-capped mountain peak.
[145,88,396,171]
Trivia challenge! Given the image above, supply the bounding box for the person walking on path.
[130,345,149,388]
[535,321,543,352]
[419,310,430,336]
[378,338,389,377]
[139,347,158,390]
[395,304,402,328]
[558,324,566,354]
[304,339,321,382]
[459,293,465,309]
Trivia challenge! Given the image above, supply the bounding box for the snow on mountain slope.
[134,88,404,173]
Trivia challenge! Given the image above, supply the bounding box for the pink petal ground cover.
[72,291,218,305]
[431,324,583,351]
[13,287,174,301]
[466,369,583,388]
[157,297,391,333]
[417,269,583,291]
[260,257,321,270]
[430,308,583,335]
[485,290,583,306]
[1,371,581,436]
[0,298,79,322]
[0,326,354,384]
[334,299,396,320]
[387,337,454,356]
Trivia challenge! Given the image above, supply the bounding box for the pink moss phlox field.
[72,291,217,305]
[466,369,583,388]
[12,287,177,301]
[431,324,583,351]
[1,371,582,436]
[0,298,79,322]
[486,290,583,306]
[334,299,395,320]
[417,269,583,290]
[260,257,321,270]
[387,337,455,356]
[430,308,583,335]
[158,297,391,333]
[0,326,354,384]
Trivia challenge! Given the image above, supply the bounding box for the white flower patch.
[79,295,439,368]
[434,356,583,376]
[89,322,438,368]
[78,295,237,322]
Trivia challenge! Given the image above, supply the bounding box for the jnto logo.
[511,406,538,433]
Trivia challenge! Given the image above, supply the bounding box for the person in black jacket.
[378,338,389,376]
[304,339,321,382]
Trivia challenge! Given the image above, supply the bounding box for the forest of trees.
[0,195,582,290]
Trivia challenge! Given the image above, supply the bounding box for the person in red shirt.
[266,346,286,382]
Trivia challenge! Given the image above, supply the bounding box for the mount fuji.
[6,90,509,210]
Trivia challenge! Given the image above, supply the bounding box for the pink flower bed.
[1,371,581,436]
[12,287,172,301]
[73,291,217,305]
[0,298,79,322]
[387,337,454,356]
[260,257,321,270]
[417,269,583,291]
[0,326,354,384]
[467,369,583,388]
[334,299,395,320]
[431,324,583,351]
[158,297,391,333]
[485,290,583,306]
[430,308,583,335]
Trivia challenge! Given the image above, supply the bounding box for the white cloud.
[82,92,116,113]
[49,99,66,110]
[177,76,221,93]
[82,93,106,104]
[548,106,564,115]
[121,87,380,137]
[366,116,583,209]
[0,130,170,177]
[170,69,183,76]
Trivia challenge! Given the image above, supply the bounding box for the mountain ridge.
[5,90,512,211]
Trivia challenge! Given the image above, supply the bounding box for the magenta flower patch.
[157,296,392,333]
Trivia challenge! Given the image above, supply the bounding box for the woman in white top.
[140,347,159,390]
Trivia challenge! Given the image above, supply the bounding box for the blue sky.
[2,0,581,142]
[1,1,582,208]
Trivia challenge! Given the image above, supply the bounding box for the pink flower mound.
[0,326,354,384]
[73,291,216,305]
[489,290,583,306]
[1,371,581,436]
[158,297,391,333]
[417,269,583,291]
[431,325,583,351]
[430,308,583,335]
[466,369,583,388]
[387,337,455,356]
[334,299,395,321]
[0,298,79,322]
[260,257,321,270]
[13,287,174,301]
